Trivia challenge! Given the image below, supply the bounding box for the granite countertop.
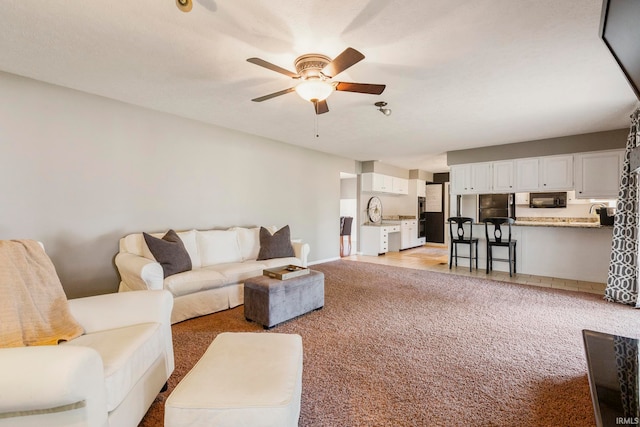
[382,215,417,220]
[514,217,607,228]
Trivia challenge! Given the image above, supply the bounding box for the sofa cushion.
[143,230,192,278]
[62,322,164,412]
[175,230,202,269]
[257,226,295,261]
[206,262,266,284]
[233,227,261,261]
[197,230,242,266]
[164,269,228,297]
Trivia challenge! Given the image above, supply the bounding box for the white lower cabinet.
[361,225,400,255]
[400,220,422,250]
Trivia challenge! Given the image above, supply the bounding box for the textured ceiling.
[1,0,637,172]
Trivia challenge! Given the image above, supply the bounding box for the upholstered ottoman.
[244,270,324,328]
[164,332,303,427]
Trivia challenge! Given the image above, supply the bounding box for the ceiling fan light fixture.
[375,101,392,116]
[295,80,334,102]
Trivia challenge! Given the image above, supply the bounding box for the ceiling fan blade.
[321,47,365,78]
[335,82,386,95]
[314,99,329,115]
[246,58,299,78]
[251,87,296,102]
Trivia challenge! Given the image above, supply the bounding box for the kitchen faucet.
[589,203,606,214]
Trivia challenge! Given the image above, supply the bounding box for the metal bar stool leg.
[486,243,490,274]
[469,241,473,272]
[474,241,478,270]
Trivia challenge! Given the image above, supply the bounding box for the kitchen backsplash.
[514,191,615,219]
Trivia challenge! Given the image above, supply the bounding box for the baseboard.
[308,257,341,266]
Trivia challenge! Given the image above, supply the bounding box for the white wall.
[0,72,355,298]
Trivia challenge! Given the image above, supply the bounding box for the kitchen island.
[461,218,613,283]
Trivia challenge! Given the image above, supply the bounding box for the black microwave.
[529,192,567,208]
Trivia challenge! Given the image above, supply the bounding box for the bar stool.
[483,217,517,277]
[340,216,353,257]
[447,217,479,271]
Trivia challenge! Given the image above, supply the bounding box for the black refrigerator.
[424,183,445,243]
[478,193,515,222]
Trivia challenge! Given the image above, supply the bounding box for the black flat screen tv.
[600,0,640,100]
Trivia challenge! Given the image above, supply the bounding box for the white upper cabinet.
[450,165,470,195]
[492,160,515,192]
[361,173,392,193]
[392,177,409,195]
[451,150,619,197]
[470,163,492,193]
[540,155,573,190]
[514,155,573,192]
[515,158,540,192]
[450,163,492,194]
[361,173,409,195]
[416,179,427,197]
[574,149,623,199]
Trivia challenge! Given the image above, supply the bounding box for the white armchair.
[0,290,174,427]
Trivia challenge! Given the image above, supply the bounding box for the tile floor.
[344,243,606,296]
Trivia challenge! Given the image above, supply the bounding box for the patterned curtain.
[606,108,640,306]
[614,335,639,419]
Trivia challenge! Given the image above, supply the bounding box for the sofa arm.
[68,290,173,334]
[115,252,164,291]
[291,242,310,267]
[0,345,107,427]
[68,290,175,376]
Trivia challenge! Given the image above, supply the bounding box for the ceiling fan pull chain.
[315,114,320,138]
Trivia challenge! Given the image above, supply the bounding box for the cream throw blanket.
[0,240,83,347]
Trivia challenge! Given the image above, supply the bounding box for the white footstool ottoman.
[164,332,303,427]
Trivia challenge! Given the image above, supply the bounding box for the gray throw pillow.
[257,225,295,260]
[143,229,192,278]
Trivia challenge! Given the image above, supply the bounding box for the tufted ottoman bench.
[164,332,303,427]
[244,270,325,328]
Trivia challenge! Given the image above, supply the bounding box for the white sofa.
[0,290,174,427]
[115,226,310,324]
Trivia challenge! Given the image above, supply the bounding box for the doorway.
[340,172,358,256]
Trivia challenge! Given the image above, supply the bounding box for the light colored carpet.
[140,260,640,426]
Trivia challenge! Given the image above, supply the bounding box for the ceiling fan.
[247,47,386,115]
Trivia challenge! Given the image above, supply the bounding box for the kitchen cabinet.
[540,155,573,190]
[574,149,623,199]
[392,177,409,195]
[360,225,400,255]
[361,173,408,195]
[415,179,426,197]
[450,163,492,194]
[450,165,469,195]
[514,155,573,192]
[515,158,540,192]
[361,173,393,193]
[400,220,421,250]
[514,192,529,205]
[492,160,515,192]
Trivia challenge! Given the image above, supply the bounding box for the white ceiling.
[1,0,638,172]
